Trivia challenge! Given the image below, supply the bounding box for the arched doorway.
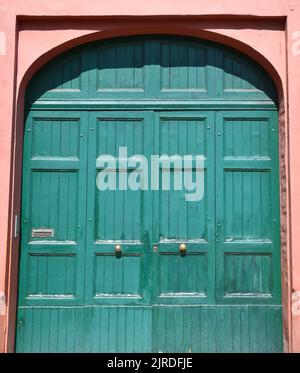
[16,35,282,352]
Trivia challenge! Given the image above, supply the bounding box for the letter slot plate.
[31,227,55,238]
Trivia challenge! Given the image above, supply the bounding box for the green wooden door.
[16,36,282,352]
[84,111,154,351]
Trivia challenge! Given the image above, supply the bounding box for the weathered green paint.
[26,37,277,105]
[16,36,282,352]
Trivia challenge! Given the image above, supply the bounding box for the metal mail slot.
[31,227,55,238]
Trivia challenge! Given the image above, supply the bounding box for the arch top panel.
[26,35,278,107]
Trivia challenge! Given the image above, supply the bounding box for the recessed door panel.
[152,112,215,305]
[17,111,88,308]
[215,111,281,304]
[84,111,153,306]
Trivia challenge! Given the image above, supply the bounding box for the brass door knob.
[115,244,122,258]
[179,243,187,256]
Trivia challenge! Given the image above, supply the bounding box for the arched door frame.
[5,22,289,352]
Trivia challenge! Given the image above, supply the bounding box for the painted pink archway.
[6,23,288,352]
[18,26,285,107]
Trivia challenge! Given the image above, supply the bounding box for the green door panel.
[16,307,152,352]
[17,111,89,307]
[215,111,281,305]
[16,36,282,352]
[26,36,277,105]
[85,111,153,305]
[152,112,215,305]
[153,305,282,353]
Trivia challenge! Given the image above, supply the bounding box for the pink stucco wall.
[0,0,299,352]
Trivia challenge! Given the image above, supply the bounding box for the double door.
[16,109,282,352]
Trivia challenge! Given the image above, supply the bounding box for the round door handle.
[179,243,187,256]
[115,244,122,258]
